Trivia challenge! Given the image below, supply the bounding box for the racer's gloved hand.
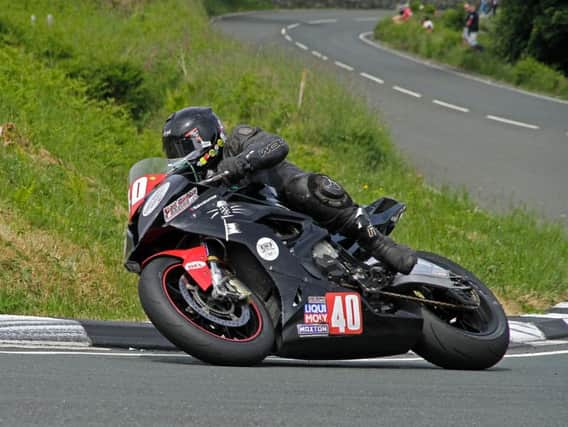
[217,156,250,184]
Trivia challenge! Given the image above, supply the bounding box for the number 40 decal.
[325,292,363,335]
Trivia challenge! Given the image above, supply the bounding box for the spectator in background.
[393,3,413,24]
[480,0,491,16]
[422,16,434,32]
[491,0,499,16]
[463,3,481,50]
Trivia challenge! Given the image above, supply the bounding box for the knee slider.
[307,174,352,209]
[284,174,353,226]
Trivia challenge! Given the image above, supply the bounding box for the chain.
[376,290,481,310]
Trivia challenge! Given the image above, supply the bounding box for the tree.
[495,0,568,75]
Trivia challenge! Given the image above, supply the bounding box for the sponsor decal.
[163,187,199,222]
[325,292,363,335]
[297,323,329,337]
[190,195,217,211]
[185,261,207,270]
[256,237,279,261]
[304,296,328,324]
[142,182,170,217]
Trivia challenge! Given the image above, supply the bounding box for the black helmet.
[162,107,226,167]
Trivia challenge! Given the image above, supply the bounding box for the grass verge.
[0,0,566,319]
[374,12,568,100]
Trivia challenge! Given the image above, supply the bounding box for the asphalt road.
[1,346,567,426]
[214,9,568,225]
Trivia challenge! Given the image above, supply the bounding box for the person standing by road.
[463,3,480,50]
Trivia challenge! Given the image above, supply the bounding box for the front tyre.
[139,256,275,366]
[412,252,509,370]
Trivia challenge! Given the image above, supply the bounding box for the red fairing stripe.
[128,173,166,221]
[144,246,212,291]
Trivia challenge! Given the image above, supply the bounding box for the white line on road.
[284,35,292,42]
[521,313,568,319]
[321,55,328,61]
[287,23,299,30]
[2,349,568,359]
[486,115,540,130]
[295,42,308,51]
[281,28,286,35]
[307,19,337,24]
[354,17,380,22]
[433,99,470,113]
[393,85,422,98]
[360,72,384,84]
[334,61,354,71]
[311,50,323,59]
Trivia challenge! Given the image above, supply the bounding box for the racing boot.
[343,208,417,275]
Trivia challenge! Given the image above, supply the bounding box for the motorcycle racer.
[161,106,417,275]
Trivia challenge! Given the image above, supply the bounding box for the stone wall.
[272,0,463,9]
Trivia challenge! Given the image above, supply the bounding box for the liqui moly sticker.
[304,296,328,324]
[256,237,279,261]
[142,182,170,217]
[297,323,329,337]
[163,187,198,222]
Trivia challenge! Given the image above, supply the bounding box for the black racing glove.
[217,156,250,184]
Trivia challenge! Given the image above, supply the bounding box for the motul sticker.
[163,187,198,222]
[142,182,170,217]
[256,237,279,261]
[185,261,206,270]
[325,292,363,335]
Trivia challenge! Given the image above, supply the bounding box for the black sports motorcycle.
[124,157,509,368]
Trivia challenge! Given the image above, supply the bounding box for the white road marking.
[393,85,422,98]
[281,28,286,35]
[486,115,540,130]
[2,349,568,360]
[295,42,308,51]
[521,313,568,319]
[554,302,568,309]
[433,99,470,113]
[334,61,354,71]
[284,35,292,42]
[307,19,337,24]
[311,50,323,58]
[360,72,384,84]
[321,55,328,61]
[287,23,299,30]
[354,17,379,22]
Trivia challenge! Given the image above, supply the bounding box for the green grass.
[374,13,568,100]
[0,0,566,319]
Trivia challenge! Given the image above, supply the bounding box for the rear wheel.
[139,256,275,366]
[412,251,509,370]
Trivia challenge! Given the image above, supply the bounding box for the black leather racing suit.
[218,125,417,274]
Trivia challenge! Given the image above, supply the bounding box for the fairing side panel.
[276,308,422,360]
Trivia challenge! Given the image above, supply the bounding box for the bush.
[512,56,567,93]
[67,60,156,121]
[440,7,464,31]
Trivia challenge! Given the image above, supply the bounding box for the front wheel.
[412,252,509,370]
[138,256,275,366]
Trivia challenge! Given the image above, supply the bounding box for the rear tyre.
[412,251,509,370]
[139,256,275,366]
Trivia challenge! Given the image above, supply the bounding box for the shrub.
[67,60,157,121]
[440,7,464,31]
[512,56,567,93]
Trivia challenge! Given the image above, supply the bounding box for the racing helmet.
[162,107,226,168]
